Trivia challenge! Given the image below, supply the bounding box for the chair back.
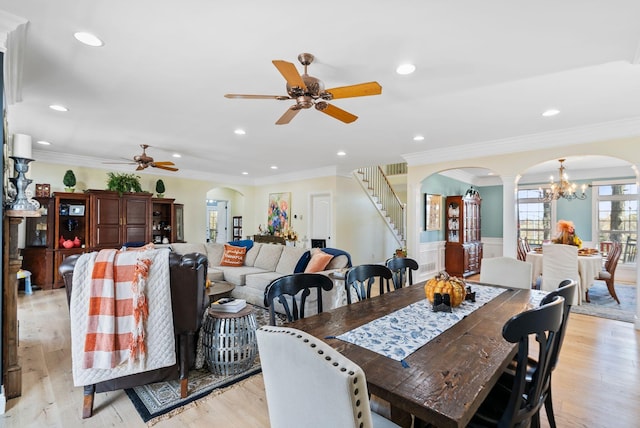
[623,236,637,263]
[263,273,334,325]
[542,279,577,371]
[385,257,419,290]
[479,257,532,289]
[256,326,375,428]
[498,296,565,427]
[604,241,622,275]
[542,244,579,304]
[516,238,530,261]
[345,264,393,304]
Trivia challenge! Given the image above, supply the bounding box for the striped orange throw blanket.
[83,249,152,369]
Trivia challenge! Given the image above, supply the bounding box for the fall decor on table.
[424,271,467,307]
[553,219,582,248]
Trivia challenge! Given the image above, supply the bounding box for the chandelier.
[538,159,587,202]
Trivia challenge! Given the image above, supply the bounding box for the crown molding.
[403,116,640,166]
[33,150,340,187]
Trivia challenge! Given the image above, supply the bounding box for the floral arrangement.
[553,220,582,247]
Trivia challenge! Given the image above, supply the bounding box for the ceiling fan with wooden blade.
[224,53,382,124]
[102,144,179,172]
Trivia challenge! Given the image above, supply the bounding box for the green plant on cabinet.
[63,169,76,192]
[106,172,143,195]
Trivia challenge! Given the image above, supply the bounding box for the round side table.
[202,305,258,375]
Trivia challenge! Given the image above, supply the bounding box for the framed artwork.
[424,193,441,231]
[267,192,291,234]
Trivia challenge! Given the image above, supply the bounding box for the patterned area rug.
[572,282,637,323]
[125,304,285,425]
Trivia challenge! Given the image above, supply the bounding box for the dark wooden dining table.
[288,281,538,428]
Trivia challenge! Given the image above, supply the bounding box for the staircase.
[354,166,406,247]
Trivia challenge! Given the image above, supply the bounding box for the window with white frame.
[517,189,552,246]
[595,182,637,264]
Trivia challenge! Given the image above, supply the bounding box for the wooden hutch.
[21,191,184,289]
[444,193,483,277]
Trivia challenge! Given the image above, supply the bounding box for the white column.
[502,175,518,258]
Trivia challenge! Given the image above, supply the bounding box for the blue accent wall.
[420,174,471,242]
[477,185,503,238]
[554,180,593,241]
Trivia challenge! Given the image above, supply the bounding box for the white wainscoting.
[481,237,504,259]
[417,241,446,283]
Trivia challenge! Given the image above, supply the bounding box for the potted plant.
[106,172,143,196]
[155,179,165,198]
[63,169,76,192]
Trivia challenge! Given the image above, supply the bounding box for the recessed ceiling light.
[413,135,425,141]
[542,109,560,117]
[242,171,249,175]
[337,151,346,156]
[36,140,51,145]
[49,104,68,112]
[270,165,278,170]
[396,63,416,75]
[234,129,246,135]
[74,32,104,47]
[172,153,181,158]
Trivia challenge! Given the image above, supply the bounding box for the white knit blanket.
[69,248,176,387]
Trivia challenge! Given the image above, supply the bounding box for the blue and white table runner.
[336,285,548,363]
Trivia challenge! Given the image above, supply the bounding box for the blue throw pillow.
[227,239,254,250]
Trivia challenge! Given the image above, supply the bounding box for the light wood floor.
[2,288,639,428]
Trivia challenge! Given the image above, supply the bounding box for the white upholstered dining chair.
[256,326,400,428]
[542,244,580,305]
[479,257,533,289]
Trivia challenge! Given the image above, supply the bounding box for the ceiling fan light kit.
[224,52,382,124]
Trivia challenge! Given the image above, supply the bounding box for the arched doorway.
[205,187,245,243]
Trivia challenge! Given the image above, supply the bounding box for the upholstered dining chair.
[468,295,565,428]
[385,257,419,290]
[263,273,334,326]
[344,264,393,304]
[256,326,401,428]
[542,244,580,305]
[590,241,622,304]
[479,257,533,289]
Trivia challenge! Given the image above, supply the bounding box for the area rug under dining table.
[571,282,637,323]
[125,304,284,425]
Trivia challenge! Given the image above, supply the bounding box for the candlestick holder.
[5,156,40,217]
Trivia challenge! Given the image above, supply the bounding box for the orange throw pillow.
[220,244,247,267]
[304,250,333,273]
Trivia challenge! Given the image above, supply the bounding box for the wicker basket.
[202,306,258,376]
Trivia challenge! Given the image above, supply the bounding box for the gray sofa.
[169,242,351,311]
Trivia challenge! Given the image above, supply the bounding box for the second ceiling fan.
[224,53,382,124]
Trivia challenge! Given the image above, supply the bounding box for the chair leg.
[544,388,557,428]
[585,289,590,303]
[82,384,95,419]
[605,279,620,304]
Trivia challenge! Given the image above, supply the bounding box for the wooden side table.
[202,306,258,375]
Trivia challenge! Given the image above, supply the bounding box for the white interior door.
[215,201,228,243]
[310,193,332,248]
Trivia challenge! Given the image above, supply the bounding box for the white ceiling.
[2,1,640,184]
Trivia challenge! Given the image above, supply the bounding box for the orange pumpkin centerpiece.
[424,271,467,307]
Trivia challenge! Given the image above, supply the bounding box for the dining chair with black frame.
[385,257,419,290]
[344,264,393,304]
[468,295,565,428]
[504,279,577,428]
[263,273,334,326]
